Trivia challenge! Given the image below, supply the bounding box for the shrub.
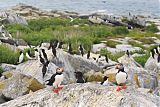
[0,44,19,64]
[146,24,159,33]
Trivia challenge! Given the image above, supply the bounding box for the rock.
[0,71,44,100]
[16,60,57,84]
[52,49,101,84]
[0,64,16,72]
[92,43,106,53]
[0,83,159,107]
[15,39,28,46]
[84,70,103,82]
[0,11,28,25]
[15,49,101,84]
[145,56,160,73]
[88,16,104,24]
[116,44,142,52]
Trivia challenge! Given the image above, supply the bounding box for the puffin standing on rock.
[46,68,64,93]
[101,76,109,86]
[26,50,33,60]
[115,64,128,91]
[18,51,24,64]
[79,44,84,56]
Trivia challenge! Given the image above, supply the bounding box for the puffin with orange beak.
[46,68,64,93]
[115,64,128,91]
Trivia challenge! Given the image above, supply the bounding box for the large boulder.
[0,83,159,107]
[0,71,44,101]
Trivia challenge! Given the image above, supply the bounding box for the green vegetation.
[2,17,160,65]
[0,67,4,74]
[133,54,150,67]
[105,40,121,48]
[111,26,129,35]
[100,49,124,62]
[145,24,159,33]
[128,40,146,49]
[0,44,19,64]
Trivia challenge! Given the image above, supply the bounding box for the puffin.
[101,76,109,86]
[39,54,45,65]
[1,32,6,38]
[151,49,155,59]
[26,50,33,60]
[34,49,39,59]
[87,51,90,59]
[154,47,159,54]
[41,49,48,61]
[115,64,128,91]
[158,45,160,52]
[158,54,160,63]
[8,33,12,38]
[53,40,59,48]
[74,72,85,83]
[52,46,57,57]
[57,41,63,49]
[126,50,130,57]
[46,68,64,93]
[18,51,24,64]
[48,41,53,50]
[105,54,109,63]
[42,60,50,78]
[96,55,101,63]
[68,43,72,54]
[79,44,84,56]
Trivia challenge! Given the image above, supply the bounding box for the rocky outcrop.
[0,83,159,107]
[0,71,44,102]
[15,49,101,84]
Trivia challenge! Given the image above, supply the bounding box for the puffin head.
[56,68,64,73]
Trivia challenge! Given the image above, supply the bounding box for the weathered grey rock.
[15,39,28,46]
[0,11,28,25]
[0,71,44,100]
[0,83,159,107]
[0,64,16,72]
[92,43,106,53]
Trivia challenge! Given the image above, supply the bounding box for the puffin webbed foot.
[117,87,122,91]
[122,85,127,89]
[53,89,59,93]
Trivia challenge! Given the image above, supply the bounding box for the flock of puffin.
[1,24,160,93]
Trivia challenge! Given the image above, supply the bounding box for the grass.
[134,37,155,44]
[2,17,159,65]
[133,54,150,67]
[100,49,124,62]
[0,67,4,74]
[105,40,121,48]
[0,44,19,64]
[128,40,146,49]
[145,24,159,33]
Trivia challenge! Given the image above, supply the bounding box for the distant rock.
[0,83,159,107]
[0,11,28,25]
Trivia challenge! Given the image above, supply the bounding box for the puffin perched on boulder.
[46,68,64,93]
[115,64,128,91]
